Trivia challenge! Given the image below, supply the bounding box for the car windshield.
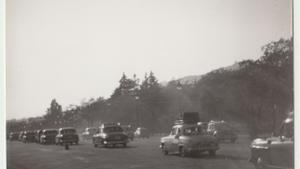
[183,126,204,135]
[45,130,58,135]
[61,129,76,134]
[103,126,123,133]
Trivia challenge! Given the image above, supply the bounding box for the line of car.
[9,127,79,145]
[7,112,294,169]
[8,124,150,147]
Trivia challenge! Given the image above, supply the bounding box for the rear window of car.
[103,126,123,133]
[61,129,76,134]
[45,130,58,135]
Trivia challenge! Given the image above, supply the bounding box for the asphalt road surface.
[7,135,255,169]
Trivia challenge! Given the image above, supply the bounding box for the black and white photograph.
[5,0,294,169]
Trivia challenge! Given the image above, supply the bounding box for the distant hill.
[177,75,203,84]
[173,62,241,85]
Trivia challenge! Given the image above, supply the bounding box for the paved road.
[7,136,255,169]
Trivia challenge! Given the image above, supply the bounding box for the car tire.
[256,157,267,169]
[94,144,98,148]
[123,143,127,147]
[164,149,168,155]
[209,150,216,156]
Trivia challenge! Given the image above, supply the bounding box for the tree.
[44,99,63,127]
[111,73,139,98]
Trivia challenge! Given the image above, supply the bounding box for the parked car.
[82,127,98,140]
[40,129,58,144]
[93,123,129,148]
[22,131,36,143]
[121,125,134,141]
[134,127,149,138]
[249,112,294,169]
[18,131,25,141]
[9,132,19,141]
[160,120,219,157]
[35,129,43,143]
[207,120,238,143]
[55,127,79,145]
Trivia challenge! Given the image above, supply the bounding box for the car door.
[169,127,181,153]
[269,121,294,168]
[164,127,177,153]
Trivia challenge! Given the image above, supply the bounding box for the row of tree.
[7,38,293,137]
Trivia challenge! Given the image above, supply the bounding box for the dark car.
[22,131,36,143]
[249,112,294,169]
[40,129,58,144]
[207,120,238,143]
[93,123,129,148]
[35,129,43,143]
[121,125,134,141]
[18,131,25,141]
[55,127,79,145]
[9,132,19,141]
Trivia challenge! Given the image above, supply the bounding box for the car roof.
[43,129,57,132]
[172,124,203,128]
[59,127,75,131]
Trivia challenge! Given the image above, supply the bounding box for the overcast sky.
[6,0,292,120]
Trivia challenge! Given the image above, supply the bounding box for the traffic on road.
[7,112,294,169]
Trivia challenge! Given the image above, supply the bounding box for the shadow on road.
[187,154,248,161]
[165,153,248,161]
[94,145,138,149]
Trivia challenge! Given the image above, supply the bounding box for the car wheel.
[123,143,127,147]
[209,150,216,156]
[76,141,79,145]
[256,157,267,169]
[94,144,98,148]
[179,147,187,157]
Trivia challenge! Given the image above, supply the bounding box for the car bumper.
[186,145,219,152]
[94,139,128,145]
[60,138,78,143]
[104,140,128,145]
